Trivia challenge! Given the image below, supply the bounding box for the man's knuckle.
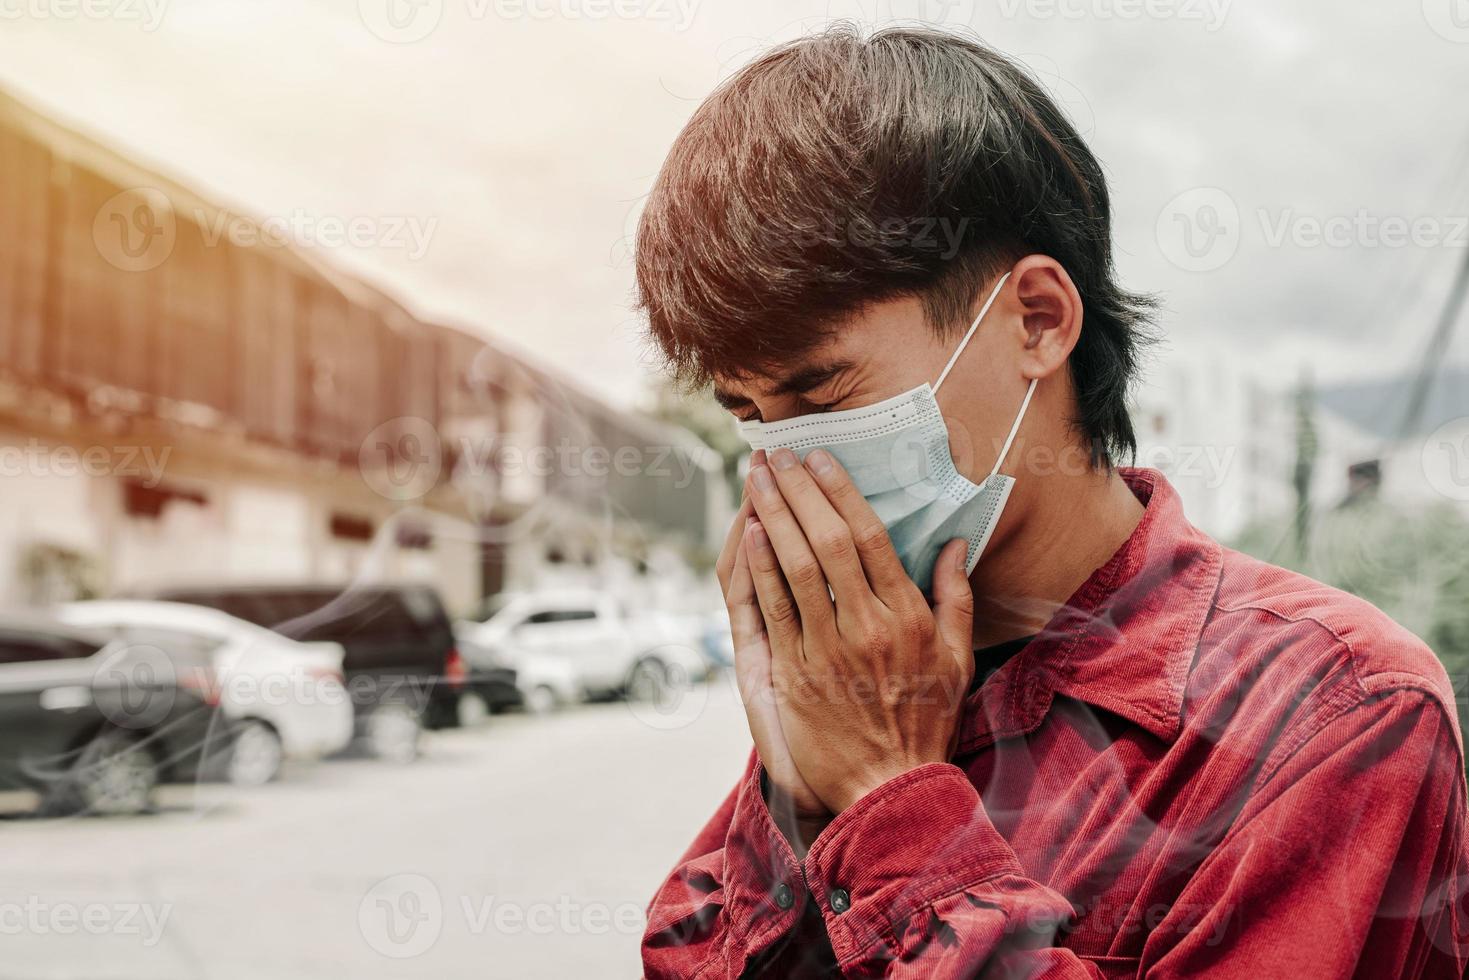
[789,556,825,591]
[898,583,930,613]
[760,493,791,518]
[893,608,932,646]
[751,545,780,574]
[768,595,799,627]
[815,528,855,561]
[853,616,890,655]
[852,520,892,554]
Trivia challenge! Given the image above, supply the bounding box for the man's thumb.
[932,538,975,652]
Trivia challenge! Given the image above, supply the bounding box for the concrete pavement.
[0,673,752,979]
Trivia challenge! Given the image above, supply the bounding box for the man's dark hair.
[635,23,1156,466]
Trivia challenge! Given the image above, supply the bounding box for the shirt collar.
[957,468,1223,751]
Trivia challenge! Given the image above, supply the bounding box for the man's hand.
[743,447,975,815]
[719,451,832,852]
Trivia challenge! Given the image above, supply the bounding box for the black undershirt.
[972,635,1035,691]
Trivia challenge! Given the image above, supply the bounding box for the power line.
[1391,242,1469,445]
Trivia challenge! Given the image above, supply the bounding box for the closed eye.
[723,397,841,423]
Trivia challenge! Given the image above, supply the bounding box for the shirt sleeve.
[642,752,1105,978]
[642,750,813,979]
[795,763,1104,977]
[1139,684,1469,978]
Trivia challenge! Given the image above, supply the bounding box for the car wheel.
[627,658,669,703]
[366,704,421,763]
[227,720,284,786]
[456,691,490,728]
[524,684,559,715]
[50,728,159,816]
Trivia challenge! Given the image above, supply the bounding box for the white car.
[455,591,708,708]
[56,600,355,785]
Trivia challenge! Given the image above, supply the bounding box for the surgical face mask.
[737,272,1036,595]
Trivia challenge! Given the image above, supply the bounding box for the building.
[1131,335,1469,546]
[0,86,726,615]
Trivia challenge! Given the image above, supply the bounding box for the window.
[123,480,208,519]
[329,513,374,542]
[525,609,596,625]
[0,632,99,664]
[114,626,222,660]
[559,609,596,623]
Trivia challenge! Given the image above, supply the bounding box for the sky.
[0,0,1466,409]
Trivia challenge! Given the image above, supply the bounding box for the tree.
[648,379,746,505]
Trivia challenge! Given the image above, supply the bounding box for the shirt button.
[829,888,851,914]
[773,883,794,910]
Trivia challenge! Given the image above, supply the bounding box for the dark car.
[145,584,519,757]
[0,616,223,816]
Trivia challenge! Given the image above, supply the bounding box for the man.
[635,24,1468,978]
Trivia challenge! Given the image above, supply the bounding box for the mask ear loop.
[927,271,1037,482]
[988,377,1038,481]
[932,271,1012,396]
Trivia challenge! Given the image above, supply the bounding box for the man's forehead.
[708,295,924,405]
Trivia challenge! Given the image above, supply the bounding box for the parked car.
[143,584,518,757]
[465,640,581,715]
[455,590,708,706]
[0,615,222,816]
[55,601,355,785]
[630,611,714,677]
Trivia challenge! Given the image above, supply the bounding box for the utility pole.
[1395,246,1469,444]
[1291,368,1318,563]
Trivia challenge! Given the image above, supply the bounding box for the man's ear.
[1011,256,1082,381]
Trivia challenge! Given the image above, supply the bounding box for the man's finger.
[765,448,871,611]
[745,519,804,652]
[715,493,755,597]
[931,538,976,667]
[747,463,835,636]
[714,451,763,596]
[727,534,772,717]
[803,448,916,603]
[725,522,762,643]
[726,536,799,793]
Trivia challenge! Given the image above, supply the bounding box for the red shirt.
[643,470,1469,978]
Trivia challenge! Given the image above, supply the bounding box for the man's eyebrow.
[711,359,855,413]
[708,362,852,411]
[771,359,855,397]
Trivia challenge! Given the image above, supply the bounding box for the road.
[0,672,752,980]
